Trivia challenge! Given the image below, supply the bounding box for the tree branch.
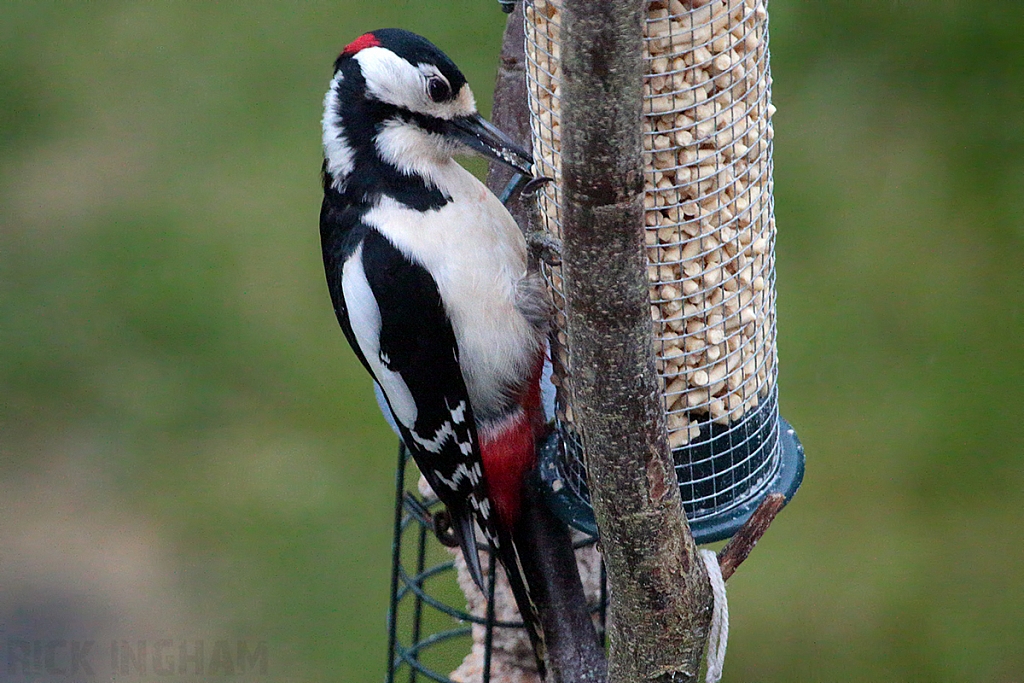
[486,7,606,682]
[485,3,532,233]
[557,1,713,681]
[717,493,786,582]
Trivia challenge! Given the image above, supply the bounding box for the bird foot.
[527,231,563,267]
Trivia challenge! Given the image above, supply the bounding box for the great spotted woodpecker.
[319,29,549,669]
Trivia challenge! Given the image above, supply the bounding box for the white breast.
[363,163,542,417]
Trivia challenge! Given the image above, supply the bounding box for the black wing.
[360,233,546,669]
[321,193,373,376]
[322,205,546,673]
[346,228,499,585]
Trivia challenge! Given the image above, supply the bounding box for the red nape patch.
[480,413,537,529]
[341,33,381,56]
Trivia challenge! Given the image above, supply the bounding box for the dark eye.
[427,77,451,103]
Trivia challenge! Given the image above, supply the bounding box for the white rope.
[699,549,729,683]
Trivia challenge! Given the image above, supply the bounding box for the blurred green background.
[2,1,1022,681]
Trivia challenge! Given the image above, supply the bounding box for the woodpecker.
[319,29,549,670]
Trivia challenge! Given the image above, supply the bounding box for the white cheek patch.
[322,72,355,187]
[452,83,476,117]
[342,244,418,428]
[375,119,451,185]
[355,47,476,120]
[416,65,476,118]
[354,47,412,108]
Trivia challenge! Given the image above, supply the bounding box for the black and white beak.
[444,114,533,175]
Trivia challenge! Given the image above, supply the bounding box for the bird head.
[323,29,532,190]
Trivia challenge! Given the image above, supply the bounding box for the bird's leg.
[403,493,460,548]
[526,231,563,267]
[428,508,461,548]
[519,176,562,266]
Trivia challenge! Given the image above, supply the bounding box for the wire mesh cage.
[384,3,803,678]
[387,446,607,683]
[525,0,803,542]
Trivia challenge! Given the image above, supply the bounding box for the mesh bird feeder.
[386,446,607,683]
[383,1,804,679]
[525,0,803,542]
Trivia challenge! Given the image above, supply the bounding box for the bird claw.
[499,174,554,205]
[430,509,461,548]
[403,493,461,548]
[520,175,554,197]
[527,231,563,267]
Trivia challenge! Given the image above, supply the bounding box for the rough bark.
[486,7,607,682]
[557,1,714,682]
[717,493,786,582]
[485,2,532,232]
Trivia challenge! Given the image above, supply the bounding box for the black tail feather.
[448,505,548,676]
[453,508,487,591]
[495,525,548,679]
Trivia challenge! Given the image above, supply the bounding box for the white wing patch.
[409,419,455,453]
[341,244,418,428]
[409,400,473,455]
[363,183,540,419]
[434,461,483,492]
[469,494,498,547]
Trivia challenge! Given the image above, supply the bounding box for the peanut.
[527,0,777,446]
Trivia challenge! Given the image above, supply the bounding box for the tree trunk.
[487,8,607,682]
[557,1,714,681]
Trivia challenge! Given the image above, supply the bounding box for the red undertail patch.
[480,412,536,529]
[480,352,547,529]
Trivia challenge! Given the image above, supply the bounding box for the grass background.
[1,1,1022,680]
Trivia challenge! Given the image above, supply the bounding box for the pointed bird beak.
[446,114,533,176]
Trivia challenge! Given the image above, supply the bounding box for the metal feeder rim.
[536,417,805,544]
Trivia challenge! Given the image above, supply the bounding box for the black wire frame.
[385,443,607,683]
